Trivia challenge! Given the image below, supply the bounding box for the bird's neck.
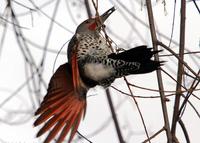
[77,31,100,38]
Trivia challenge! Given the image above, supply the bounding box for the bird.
[34,7,162,143]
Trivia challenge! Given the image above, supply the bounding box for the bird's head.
[75,7,115,34]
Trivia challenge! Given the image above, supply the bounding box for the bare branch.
[171,0,186,138]
[145,0,172,142]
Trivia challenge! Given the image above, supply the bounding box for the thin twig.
[0,7,9,59]
[28,0,73,33]
[124,77,151,143]
[111,85,174,99]
[77,131,93,143]
[178,70,200,119]
[191,0,200,14]
[142,127,165,143]
[160,51,200,57]
[161,70,200,119]
[129,83,175,93]
[168,0,177,47]
[157,41,200,80]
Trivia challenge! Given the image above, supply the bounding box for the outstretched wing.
[34,63,86,143]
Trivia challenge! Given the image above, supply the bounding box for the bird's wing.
[71,51,83,94]
[34,63,86,143]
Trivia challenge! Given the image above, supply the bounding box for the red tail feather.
[34,63,86,143]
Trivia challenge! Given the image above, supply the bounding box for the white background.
[0,0,200,143]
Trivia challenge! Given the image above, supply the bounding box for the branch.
[171,0,186,138]
[124,77,151,143]
[178,119,190,143]
[145,0,172,142]
[84,0,92,18]
[106,89,125,143]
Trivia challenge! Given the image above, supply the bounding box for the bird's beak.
[88,7,115,31]
[100,7,116,23]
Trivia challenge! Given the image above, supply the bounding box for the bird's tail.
[108,45,163,75]
[34,63,86,143]
[130,60,162,74]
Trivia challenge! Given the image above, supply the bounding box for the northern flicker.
[34,7,162,143]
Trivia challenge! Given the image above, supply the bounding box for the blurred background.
[0,0,200,142]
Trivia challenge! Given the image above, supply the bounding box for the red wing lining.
[34,63,86,143]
